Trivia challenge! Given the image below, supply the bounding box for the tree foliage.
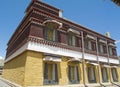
[112,0,120,6]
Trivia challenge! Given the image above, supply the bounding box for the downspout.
[81,31,86,87]
[106,41,112,83]
[96,37,101,85]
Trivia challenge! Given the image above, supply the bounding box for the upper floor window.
[85,39,96,51]
[108,43,117,56]
[109,47,113,56]
[67,28,81,47]
[112,48,117,56]
[98,39,107,54]
[109,47,117,56]
[85,34,96,51]
[46,28,56,41]
[43,19,62,42]
[99,44,107,54]
[68,33,76,46]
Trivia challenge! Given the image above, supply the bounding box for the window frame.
[111,68,118,82]
[68,32,78,47]
[43,62,58,85]
[44,25,58,42]
[98,43,107,54]
[68,65,80,84]
[88,66,96,83]
[101,67,108,82]
[109,47,113,56]
[85,38,96,51]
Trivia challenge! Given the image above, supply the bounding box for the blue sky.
[0,0,120,58]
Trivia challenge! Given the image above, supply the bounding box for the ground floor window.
[44,62,58,85]
[111,68,118,82]
[102,67,108,82]
[68,65,80,84]
[88,66,96,83]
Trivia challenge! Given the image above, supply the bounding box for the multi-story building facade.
[3,0,120,87]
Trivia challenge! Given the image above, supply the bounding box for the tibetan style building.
[3,0,120,87]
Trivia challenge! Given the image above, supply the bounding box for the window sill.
[43,84,85,87]
[87,83,101,86]
[101,82,112,86]
[44,80,58,85]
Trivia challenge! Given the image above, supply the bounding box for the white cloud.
[0,56,4,59]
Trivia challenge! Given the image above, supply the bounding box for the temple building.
[3,0,120,87]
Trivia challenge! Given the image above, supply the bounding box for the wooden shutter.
[44,27,47,40]
[68,65,71,81]
[91,42,96,51]
[44,63,48,79]
[57,31,60,42]
[76,66,80,81]
[59,32,67,44]
[55,30,58,42]
[55,64,58,82]
[113,48,117,56]
[67,33,70,45]
[103,45,107,54]
[75,37,82,47]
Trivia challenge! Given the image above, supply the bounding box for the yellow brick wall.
[59,56,69,85]
[98,65,102,83]
[95,65,99,83]
[79,63,84,84]
[2,51,27,86]
[84,62,88,84]
[117,67,120,83]
[24,51,44,87]
[3,50,120,87]
[108,68,112,82]
[3,51,44,87]
[117,68,120,83]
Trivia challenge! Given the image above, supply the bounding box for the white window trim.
[67,28,80,35]
[43,56,61,62]
[99,39,107,44]
[86,34,96,40]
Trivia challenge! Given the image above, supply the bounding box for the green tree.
[112,0,120,6]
